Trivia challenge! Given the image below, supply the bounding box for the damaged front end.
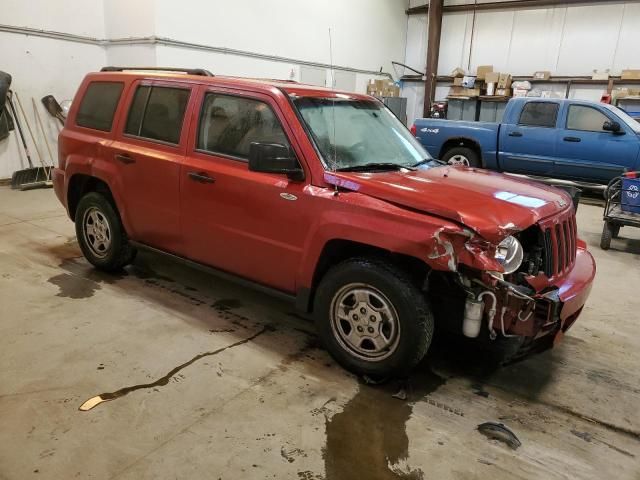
[428,207,595,363]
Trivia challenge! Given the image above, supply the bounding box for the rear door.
[499,101,560,175]
[554,103,640,183]
[109,80,194,253]
[179,87,310,293]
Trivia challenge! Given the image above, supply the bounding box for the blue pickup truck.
[411,97,640,185]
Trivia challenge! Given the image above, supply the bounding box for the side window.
[518,102,559,128]
[567,105,610,132]
[76,82,124,131]
[197,93,290,159]
[125,85,190,144]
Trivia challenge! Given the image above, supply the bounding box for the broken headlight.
[495,236,524,274]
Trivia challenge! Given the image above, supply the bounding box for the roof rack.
[100,66,214,77]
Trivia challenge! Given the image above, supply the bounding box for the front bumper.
[506,246,595,342]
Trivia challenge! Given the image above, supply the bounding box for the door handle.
[115,153,135,164]
[508,131,523,137]
[563,136,581,143]
[187,171,215,184]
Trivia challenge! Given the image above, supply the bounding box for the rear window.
[76,82,123,131]
[518,102,559,128]
[125,85,190,144]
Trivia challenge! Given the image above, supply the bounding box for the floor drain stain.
[78,326,270,412]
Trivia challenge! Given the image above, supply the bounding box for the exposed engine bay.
[427,214,578,363]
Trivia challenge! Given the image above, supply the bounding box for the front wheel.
[75,192,136,271]
[314,257,434,377]
[441,146,480,167]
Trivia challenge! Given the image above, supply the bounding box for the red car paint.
[53,70,596,349]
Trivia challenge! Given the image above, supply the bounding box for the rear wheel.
[75,192,136,271]
[442,146,480,167]
[600,221,613,250]
[314,257,433,377]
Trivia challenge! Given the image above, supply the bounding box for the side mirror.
[248,142,304,181]
[603,120,623,134]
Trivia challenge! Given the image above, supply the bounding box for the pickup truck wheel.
[314,258,434,377]
[75,192,136,272]
[442,147,480,167]
[600,221,613,250]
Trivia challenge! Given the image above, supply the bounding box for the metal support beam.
[407,0,639,15]
[423,0,444,117]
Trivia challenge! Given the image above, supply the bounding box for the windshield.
[603,103,640,134]
[293,96,433,170]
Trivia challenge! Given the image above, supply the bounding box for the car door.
[554,104,640,183]
[179,87,310,293]
[499,101,560,175]
[108,80,194,253]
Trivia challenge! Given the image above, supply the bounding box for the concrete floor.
[0,186,639,480]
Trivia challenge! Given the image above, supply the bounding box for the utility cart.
[601,171,640,250]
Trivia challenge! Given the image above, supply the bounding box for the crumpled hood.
[325,166,572,243]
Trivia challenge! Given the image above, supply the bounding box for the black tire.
[314,257,434,377]
[600,221,613,250]
[441,146,481,167]
[75,192,136,271]
[612,224,621,238]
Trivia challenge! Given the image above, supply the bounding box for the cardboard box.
[592,69,610,80]
[533,71,551,80]
[462,76,476,88]
[453,76,464,87]
[496,88,512,97]
[448,86,480,97]
[616,87,640,98]
[497,73,512,89]
[485,71,501,84]
[451,67,465,78]
[382,85,400,97]
[621,69,640,80]
[513,88,528,98]
[367,79,400,97]
[476,65,493,80]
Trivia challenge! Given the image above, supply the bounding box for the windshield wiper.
[411,158,446,168]
[335,162,416,172]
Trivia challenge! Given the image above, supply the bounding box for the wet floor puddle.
[323,370,446,480]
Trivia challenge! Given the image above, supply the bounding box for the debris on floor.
[477,422,522,450]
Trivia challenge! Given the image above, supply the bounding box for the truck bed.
[413,118,500,166]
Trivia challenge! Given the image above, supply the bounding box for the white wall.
[1,0,408,180]
[0,1,106,180]
[403,0,640,125]
[2,0,105,37]
[154,0,407,77]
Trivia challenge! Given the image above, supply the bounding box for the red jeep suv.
[53,67,596,377]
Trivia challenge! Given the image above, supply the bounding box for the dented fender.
[427,228,504,273]
[296,187,505,290]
